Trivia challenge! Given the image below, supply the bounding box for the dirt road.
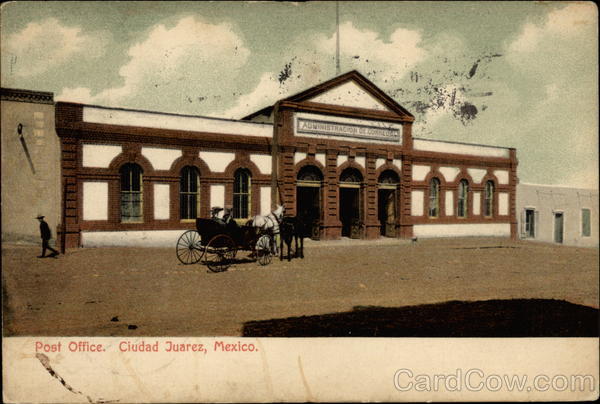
[2,237,598,336]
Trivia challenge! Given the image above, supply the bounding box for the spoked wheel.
[176,230,204,265]
[204,234,237,272]
[255,234,273,266]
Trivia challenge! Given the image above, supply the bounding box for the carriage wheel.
[255,234,273,266]
[204,234,237,272]
[176,230,204,265]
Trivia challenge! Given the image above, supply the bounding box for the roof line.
[519,182,599,191]
[413,136,514,150]
[59,101,274,127]
[241,105,274,120]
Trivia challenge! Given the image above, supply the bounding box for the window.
[180,166,199,220]
[120,163,143,222]
[297,165,323,184]
[457,179,469,218]
[484,181,494,217]
[233,168,251,219]
[429,178,440,218]
[378,170,400,186]
[524,208,536,238]
[339,167,363,184]
[582,208,591,237]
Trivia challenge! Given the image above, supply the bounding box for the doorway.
[554,212,564,243]
[296,165,323,239]
[340,187,361,237]
[377,170,400,237]
[378,189,396,237]
[339,167,363,238]
[296,186,321,238]
[524,208,535,238]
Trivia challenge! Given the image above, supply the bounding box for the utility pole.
[336,0,340,75]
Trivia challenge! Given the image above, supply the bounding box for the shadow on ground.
[242,299,599,337]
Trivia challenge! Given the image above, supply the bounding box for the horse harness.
[264,212,282,235]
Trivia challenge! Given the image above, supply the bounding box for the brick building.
[5,71,519,248]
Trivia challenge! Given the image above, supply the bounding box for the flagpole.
[336,0,340,75]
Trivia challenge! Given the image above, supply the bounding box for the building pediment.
[307,80,391,111]
[280,70,414,121]
[242,70,414,123]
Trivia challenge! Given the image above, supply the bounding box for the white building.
[517,183,598,247]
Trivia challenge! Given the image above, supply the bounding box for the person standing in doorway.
[36,215,59,258]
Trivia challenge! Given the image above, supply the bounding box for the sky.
[1,1,598,188]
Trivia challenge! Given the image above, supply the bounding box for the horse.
[248,204,285,254]
[279,215,306,261]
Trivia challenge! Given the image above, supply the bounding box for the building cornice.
[1,88,54,105]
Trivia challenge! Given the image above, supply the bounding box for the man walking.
[36,215,59,258]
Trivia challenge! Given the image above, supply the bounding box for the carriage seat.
[212,216,239,228]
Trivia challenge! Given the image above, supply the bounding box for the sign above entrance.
[294,112,402,144]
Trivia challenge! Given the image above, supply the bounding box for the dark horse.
[279,216,306,261]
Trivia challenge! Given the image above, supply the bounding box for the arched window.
[429,178,440,218]
[120,163,143,222]
[339,167,363,184]
[457,179,469,218]
[484,181,494,217]
[180,166,199,220]
[378,170,400,186]
[297,165,323,183]
[233,168,251,219]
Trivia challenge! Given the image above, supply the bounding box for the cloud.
[2,18,108,77]
[55,87,95,104]
[508,3,597,54]
[501,3,598,188]
[222,72,295,118]
[507,23,541,53]
[58,16,250,112]
[316,22,427,73]
[223,22,427,118]
[546,2,597,36]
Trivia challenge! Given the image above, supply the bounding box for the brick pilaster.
[509,148,519,240]
[399,155,414,239]
[364,153,380,239]
[279,150,296,216]
[323,149,341,239]
[59,137,80,249]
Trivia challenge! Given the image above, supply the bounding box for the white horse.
[250,204,284,233]
[249,204,284,254]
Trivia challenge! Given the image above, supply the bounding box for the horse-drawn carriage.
[175,207,281,272]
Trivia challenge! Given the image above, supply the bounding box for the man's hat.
[36,215,44,219]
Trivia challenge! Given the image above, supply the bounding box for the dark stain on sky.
[468,53,502,79]
[458,102,478,122]
[278,62,293,85]
[468,61,479,78]
[383,50,504,129]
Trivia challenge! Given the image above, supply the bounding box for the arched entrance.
[378,170,400,237]
[339,167,363,238]
[296,165,323,239]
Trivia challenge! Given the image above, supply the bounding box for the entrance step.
[303,237,412,248]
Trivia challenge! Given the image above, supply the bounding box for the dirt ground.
[2,237,598,336]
